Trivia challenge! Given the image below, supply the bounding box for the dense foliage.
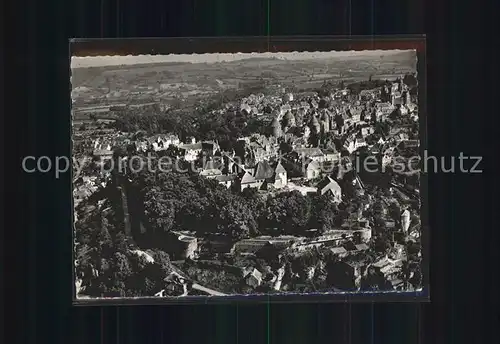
[74,204,174,297]
[127,168,343,239]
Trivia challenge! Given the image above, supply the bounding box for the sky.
[71,50,416,69]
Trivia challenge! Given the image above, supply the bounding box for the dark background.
[4,0,496,343]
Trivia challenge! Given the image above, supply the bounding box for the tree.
[151,250,172,275]
[98,217,114,256]
[114,231,131,253]
[388,201,402,223]
[265,191,312,235]
[144,190,177,232]
[112,252,133,282]
[310,195,339,233]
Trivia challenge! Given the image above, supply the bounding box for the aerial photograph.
[72,49,423,299]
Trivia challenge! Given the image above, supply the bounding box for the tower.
[309,115,321,135]
[320,110,331,133]
[282,110,296,130]
[270,117,282,137]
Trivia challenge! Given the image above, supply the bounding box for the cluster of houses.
[74,76,422,296]
[87,77,419,201]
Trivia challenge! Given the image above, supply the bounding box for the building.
[179,142,203,162]
[294,147,325,162]
[273,161,288,188]
[282,110,296,130]
[372,256,403,280]
[319,110,331,133]
[304,160,321,180]
[344,137,356,153]
[375,102,394,121]
[309,115,321,135]
[330,246,348,257]
[244,268,263,288]
[283,93,294,102]
[361,126,374,137]
[166,232,199,260]
[317,176,342,202]
[253,160,275,182]
[235,171,262,191]
[148,134,180,151]
[201,141,219,157]
[401,209,411,233]
[199,159,222,178]
[354,137,367,150]
[354,243,370,252]
[359,90,375,101]
[214,174,236,188]
[270,117,282,137]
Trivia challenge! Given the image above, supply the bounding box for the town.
[72,52,422,299]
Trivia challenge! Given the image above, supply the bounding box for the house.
[92,140,113,158]
[304,160,321,180]
[317,176,342,202]
[199,159,222,178]
[375,102,394,120]
[354,137,367,150]
[344,137,356,153]
[179,142,203,162]
[361,126,374,137]
[330,246,348,257]
[283,93,294,102]
[148,134,180,151]
[391,92,403,106]
[240,102,252,115]
[253,160,275,182]
[383,219,396,230]
[93,148,114,159]
[236,171,262,191]
[214,174,236,188]
[350,107,363,123]
[359,90,375,101]
[354,243,370,252]
[272,161,288,188]
[249,143,276,163]
[406,103,417,114]
[280,103,292,116]
[372,256,403,279]
[201,141,219,157]
[294,147,325,161]
[322,150,341,163]
[244,268,263,288]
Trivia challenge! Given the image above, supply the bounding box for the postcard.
[71,37,427,304]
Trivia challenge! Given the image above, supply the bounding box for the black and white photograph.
[72,47,424,301]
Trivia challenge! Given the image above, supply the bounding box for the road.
[191,283,227,296]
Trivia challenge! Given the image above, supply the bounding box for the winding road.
[191,283,227,296]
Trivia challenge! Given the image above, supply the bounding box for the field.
[71,51,416,109]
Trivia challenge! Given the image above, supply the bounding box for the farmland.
[71,51,416,109]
